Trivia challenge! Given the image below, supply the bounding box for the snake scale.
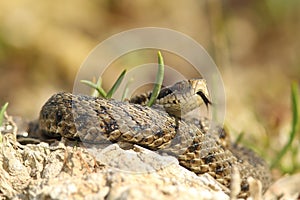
[38,79,271,197]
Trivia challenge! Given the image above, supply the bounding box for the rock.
[264,173,300,200]
[0,116,230,199]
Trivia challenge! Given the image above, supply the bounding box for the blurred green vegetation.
[270,82,299,171]
[0,102,8,126]
[0,0,299,177]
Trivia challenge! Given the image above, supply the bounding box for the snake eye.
[196,91,212,107]
[157,87,173,99]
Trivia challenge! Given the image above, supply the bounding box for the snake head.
[152,79,212,117]
[129,79,212,117]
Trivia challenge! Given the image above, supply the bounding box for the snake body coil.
[39,79,271,197]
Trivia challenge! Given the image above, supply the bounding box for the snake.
[37,79,272,197]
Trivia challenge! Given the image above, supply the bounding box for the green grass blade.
[271,82,299,168]
[91,77,103,97]
[106,69,127,99]
[121,78,134,101]
[80,79,107,98]
[0,102,8,126]
[234,131,244,145]
[147,51,165,107]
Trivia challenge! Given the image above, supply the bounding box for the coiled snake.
[38,79,271,197]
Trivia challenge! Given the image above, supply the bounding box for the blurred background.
[0,0,299,174]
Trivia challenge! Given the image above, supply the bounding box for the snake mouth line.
[196,91,212,108]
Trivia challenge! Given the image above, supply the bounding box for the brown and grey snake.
[36,79,271,197]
